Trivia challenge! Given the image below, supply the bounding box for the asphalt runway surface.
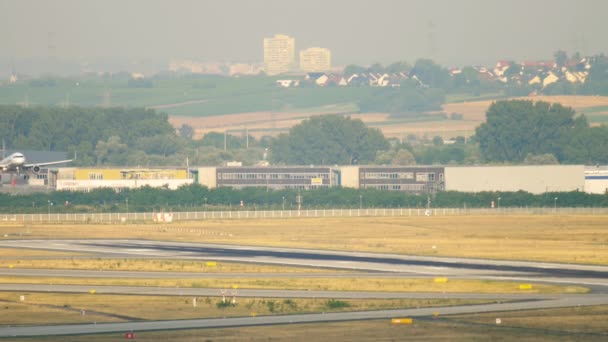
[3,239,608,278]
[1,239,607,337]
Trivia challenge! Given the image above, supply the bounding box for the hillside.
[170,95,608,140]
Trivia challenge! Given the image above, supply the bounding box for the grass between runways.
[0,291,490,325]
[0,258,339,273]
[0,276,587,294]
[0,248,83,258]
[12,306,608,342]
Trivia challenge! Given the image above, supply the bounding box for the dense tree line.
[0,105,174,165]
[2,99,606,170]
[0,105,272,167]
[270,115,389,165]
[475,100,608,164]
[0,184,605,214]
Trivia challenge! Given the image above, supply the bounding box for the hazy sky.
[1,0,606,67]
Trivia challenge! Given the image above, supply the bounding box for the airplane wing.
[24,159,73,169]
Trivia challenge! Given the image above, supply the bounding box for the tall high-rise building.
[299,47,331,72]
[263,34,295,75]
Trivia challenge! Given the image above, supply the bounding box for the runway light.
[205,261,217,267]
[90,289,96,294]
[391,318,413,325]
[518,284,533,290]
[434,277,448,283]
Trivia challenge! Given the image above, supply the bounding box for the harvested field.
[443,95,608,121]
[170,95,608,140]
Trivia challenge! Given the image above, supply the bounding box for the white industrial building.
[584,166,608,194]
[444,165,585,194]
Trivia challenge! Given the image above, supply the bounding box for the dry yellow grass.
[0,292,487,324]
[2,215,606,265]
[0,276,586,294]
[0,258,337,273]
[453,305,608,335]
[0,300,121,325]
[0,248,82,258]
[19,306,608,342]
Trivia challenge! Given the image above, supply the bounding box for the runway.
[0,239,607,337]
[3,239,608,278]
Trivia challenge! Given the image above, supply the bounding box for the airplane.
[0,152,72,174]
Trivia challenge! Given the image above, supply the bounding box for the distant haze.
[1,0,606,73]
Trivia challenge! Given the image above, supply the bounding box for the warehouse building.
[53,168,193,192]
[43,164,595,195]
[340,166,444,194]
[444,165,585,194]
[197,166,336,190]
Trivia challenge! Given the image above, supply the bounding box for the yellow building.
[300,47,331,72]
[53,168,193,192]
[263,34,295,75]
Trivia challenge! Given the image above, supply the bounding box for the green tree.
[475,100,576,162]
[343,64,367,76]
[367,63,385,74]
[179,124,194,139]
[410,59,451,89]
[270,115,388,165]
[564,123,608,164]
[95,136,129,165]
[582,56,608,95]
[391,149,416,165]
[386,61,411,73]
[503,62,522,79]
[523,153,559,165]
[554,50,568,68]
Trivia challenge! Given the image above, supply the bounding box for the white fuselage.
[0,153,26,171]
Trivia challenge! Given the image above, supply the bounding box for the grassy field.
[0,276,584,294]
[0,291,489,325]
[0,76,368,116]
[14,306,608,341]
[0,214,604,340]
[0,248,82,258]
[2,215,607,265]
[0,258,338,274]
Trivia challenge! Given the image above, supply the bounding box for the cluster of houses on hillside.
[276,58,594,90]
[490,58,591,88]
[277,72,420,88]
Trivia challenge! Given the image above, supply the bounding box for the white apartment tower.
[263,34,295,75]
[300,47,331,72]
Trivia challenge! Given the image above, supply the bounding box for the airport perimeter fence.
[1,207,608,223]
